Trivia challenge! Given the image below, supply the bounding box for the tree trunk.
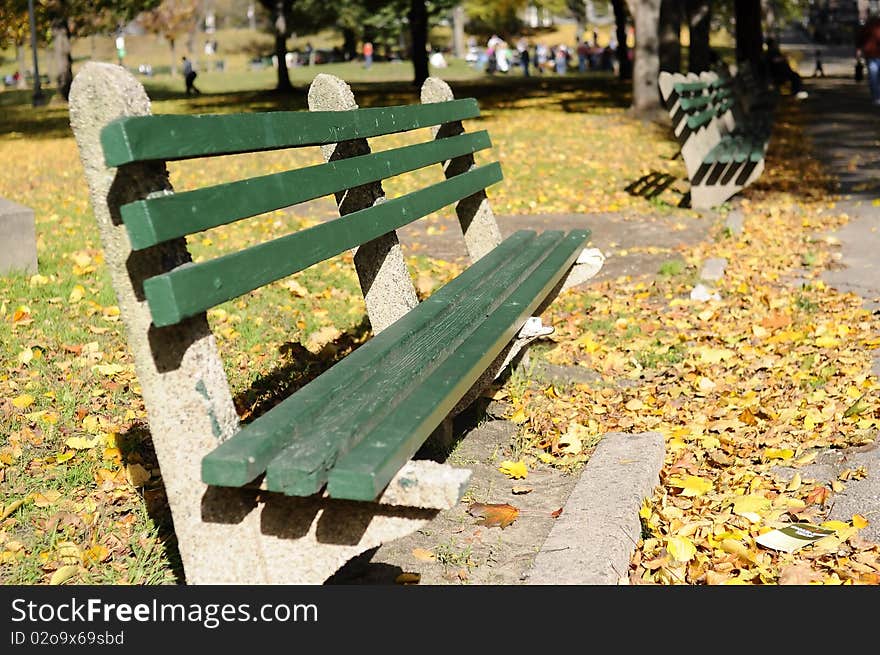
[272,0,293,92]
[342,27,357,61]
[452,5,466,58]
[612,0,632,80]
[632,0,662,114]
[734,0,763,76]
[409,0,429,88]
[659,0,681,72]
[170,38,178,77]
[15,42,28,89]
[686,0,711,73]
[52,18,73,100]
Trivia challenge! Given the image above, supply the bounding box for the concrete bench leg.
[690,158,764,209]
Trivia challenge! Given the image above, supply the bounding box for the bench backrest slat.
[686,107,716,129]
[679,95,710,111]
[121,130,492,250]
[143,163,504,327]
[101,99,481,165]
[673,81,707,94]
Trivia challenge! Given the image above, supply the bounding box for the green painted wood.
[200,231,538,487]
[679,95,710,111]
[673,81,708,94]
[101,99,481,166]
[263,230,581,496]
[686,108,715,129]
[715,99,736,115]
[704,140,730,164]
[326,230,590,501]
[705,134,766,165]
[120,131,492,250]
[143,163,503,327]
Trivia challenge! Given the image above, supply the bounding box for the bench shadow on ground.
[124,319,376,584]
[624,170,692,208]
[1,74,633,141]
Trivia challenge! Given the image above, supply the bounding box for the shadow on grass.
[625,171,678,199]
[121,318,372,584]
[1,73,633,141]
[115,421,186,584]
[233,317,372,424]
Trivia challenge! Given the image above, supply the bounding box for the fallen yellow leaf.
[12,394,34,410]
[667,535,697,562]
[0,497,31,521]
[732,494,772,522]
[498,460,528,479]
[467,502,519,529]
[49,565,79,585]
[510,408,528,424]
[667,474,713,497]
[411,548,435,562]
[125,463,151,488]
[65,436,101,450]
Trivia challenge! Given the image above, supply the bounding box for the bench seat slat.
[143,162,503,327]
[200,230,541,487]
[121,131,492,250]
[263,230,578,496]
[101,99,481,166]
[325,230,590,500]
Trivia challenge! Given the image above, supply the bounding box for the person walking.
[517,38,530,77]
[554,44,568,74]
[535,43,548,74]
[182,56,200,95]
[576,37,589,72]
[362,41,373,69]
[813,48,825,77]
[857,14,880,105]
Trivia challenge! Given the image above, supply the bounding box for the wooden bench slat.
[101,99,482,166]
[325,230,591,500]
[679,95,710,111]
[143,163,503,327]
[673,81,708,94]
[686,108,715,130]
[121,131,493,250]
[263,230,578,496]
[200,230,537,487]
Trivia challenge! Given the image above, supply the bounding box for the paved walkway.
[792,57,880,541]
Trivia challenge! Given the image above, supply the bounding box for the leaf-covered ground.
[504,102,880,584]
[0,73,877,585]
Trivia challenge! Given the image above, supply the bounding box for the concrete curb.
[523,431,665,585]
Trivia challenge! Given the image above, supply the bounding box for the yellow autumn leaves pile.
[501,104,880,584]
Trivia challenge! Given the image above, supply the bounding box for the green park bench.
[658,67,776,209]
[68,62,605,584]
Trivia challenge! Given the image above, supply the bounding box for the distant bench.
[659,66,777,209]
[68,63,604,584]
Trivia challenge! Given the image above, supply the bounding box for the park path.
[781,39,880,541]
